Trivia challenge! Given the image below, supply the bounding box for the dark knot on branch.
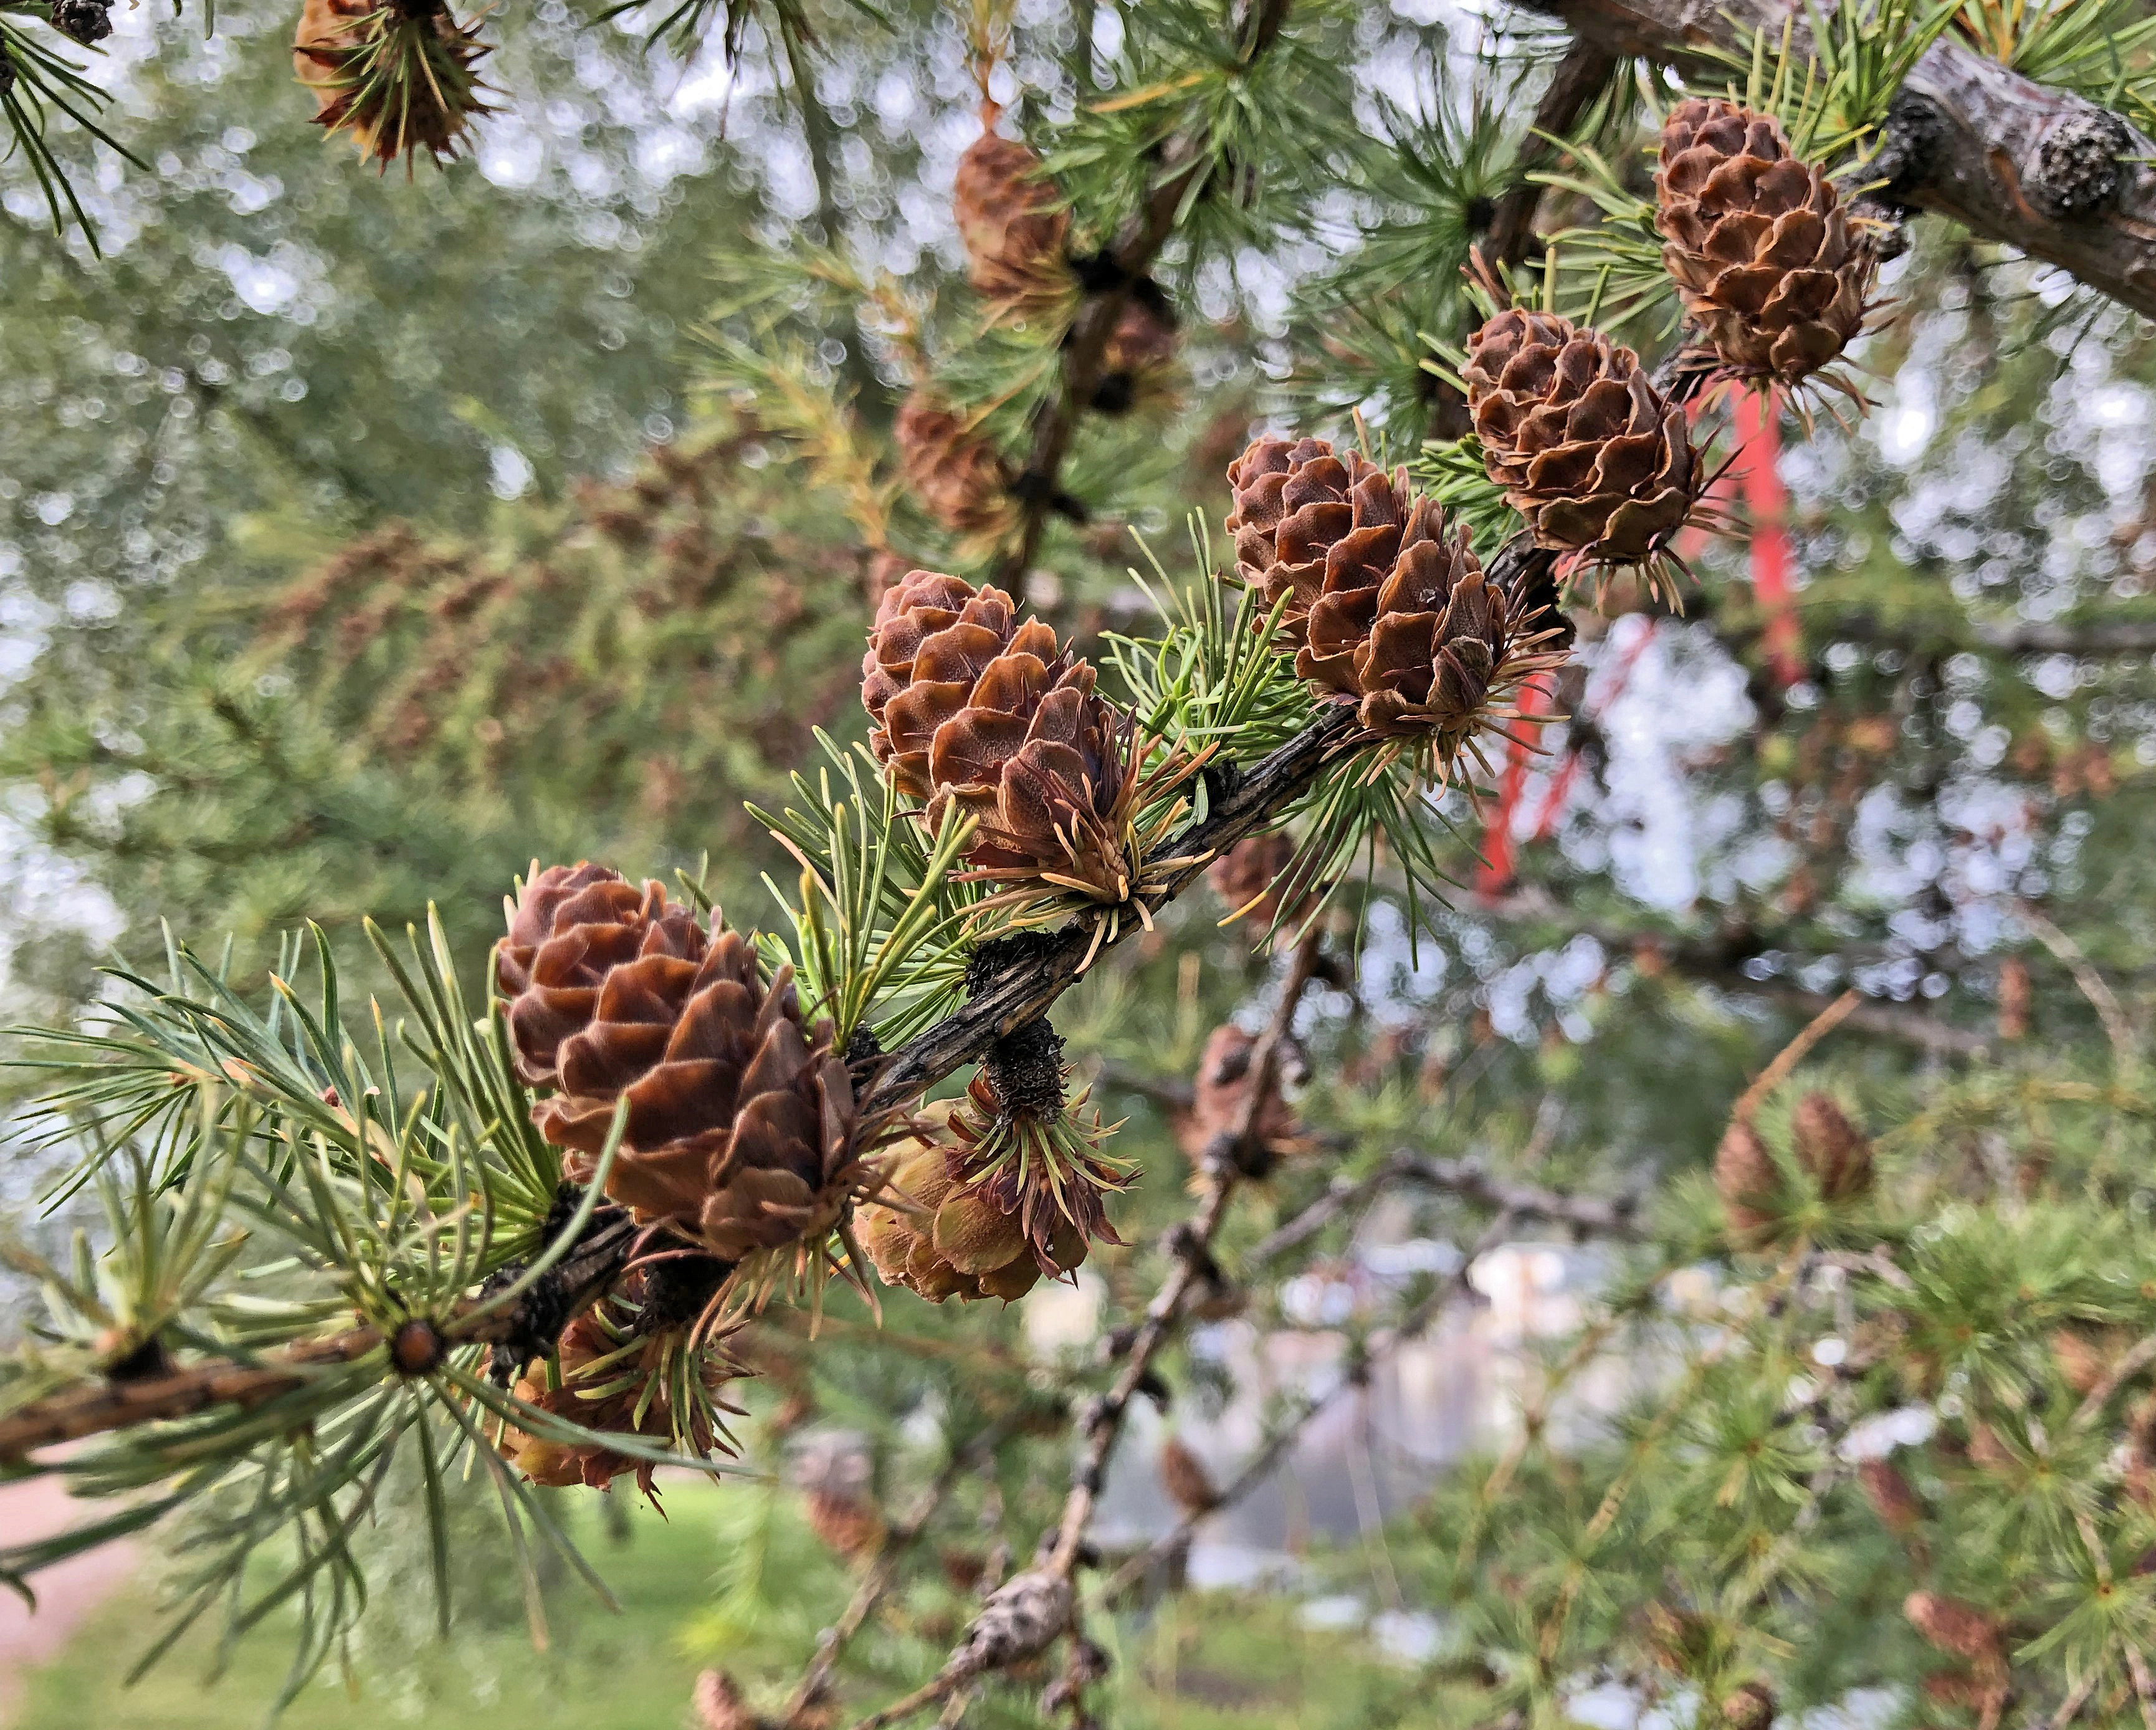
[2032,107,2135,219]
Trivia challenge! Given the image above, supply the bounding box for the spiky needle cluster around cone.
[1655,98,1875,386]
[293,0,491,169]
[497,863,864,1266]
[953,129,1074,315]
[1226,434,1557,773]
[1464,310,1697,566]
[862,568,1146,907]
[1206,831,1316,932]
[858,1021,1125,1302]
[503,1303,744,1494]
[858,1134,1087,1303]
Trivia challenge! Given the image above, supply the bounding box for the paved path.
[0,1477,138,1726]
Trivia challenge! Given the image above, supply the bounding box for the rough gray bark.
[1527,0,2156,319]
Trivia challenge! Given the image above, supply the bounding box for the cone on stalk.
[861,567,1196,942]
[502,1294,746,1496]
[895,393,1013,537]
[857,1020,1125,1303]
[1226,432,1562,786]
[1654,98,1877,390]
[1464,308,1700,579]
[954,126,1074,317]
[495,865,876,1299]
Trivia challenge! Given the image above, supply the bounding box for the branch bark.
[1528,0,2156,317]
[859,705,1360,1122]
[0,1210,639,1464]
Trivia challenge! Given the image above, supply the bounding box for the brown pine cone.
[1177,1023,1302,1178]
[1790,1092,1872,1202]
[1858,1458,1924,1534]
[1094,300,1180,416]
[1721,1681,1775,1730]
[2050,1326,2112,1396]
[1229,434,1548,765]
[862,569,1055,798]
[1206,831,1316,932]
[1224,434,1397,648]
[1465,309,1697,566]
[692,1671,788,1730]
[1157,1437,1223,1516]
[500,876,863,1264]
[1714,1118,1785,1245]
[804,1488,886,1564]
[955,130,1073,313]
[497,863,705,1088]
[1299,487,1527,752]
[293,0,492,167]
[1903,1592,2004,1663]
[896,393,1011,535]
[1654,98,1875,386]
[857,1137,1084,1303]
[861,568,1143,907]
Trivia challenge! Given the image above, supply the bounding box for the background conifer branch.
[993,0,1299,581]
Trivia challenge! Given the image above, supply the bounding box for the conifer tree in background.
[11,1,2156,1728]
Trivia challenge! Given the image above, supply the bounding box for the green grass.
[11,1481,733,1730]
[13,1478,1449,1730]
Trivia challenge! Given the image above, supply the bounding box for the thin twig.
[2019,904,2134,1069]
[1046,929,1324,1572]
[783,1417,1019,1723]
[0,1210,640,1463]
[1099,1204,1521,1604]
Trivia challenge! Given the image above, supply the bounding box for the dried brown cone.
[1654,98,1876,387]
[2049,1325,2120,1396]
[805,1488,887,1565]
[857,1135,1084,1302]
[1464,309,1698,568]
[1721,1681,1775,1730]
[896,393,1013,536]
[1790,1092,1872,1202]
[1092,300,1181,416]
[954,128,1074,316]
[1176,1023,1303,1180]
[1714,1118,1786,1246]
[1904,1592,2005,1664]
[1227,433,1557,780]
[694,1670,813,1730]
[1858,1458,1925,1535]
[1158,1436,1223,1517]
[293,0,492,170]
[862,567,1165,915]
[498,872,867,1271]
[503,1309,743,1495]
[1224,434,1398,648]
